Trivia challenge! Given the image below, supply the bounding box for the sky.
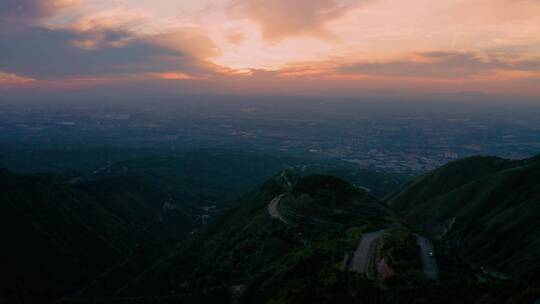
[1,0,540,98]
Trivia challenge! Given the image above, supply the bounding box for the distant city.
[1,98,539,174]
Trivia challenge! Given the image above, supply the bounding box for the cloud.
[0,26,216,80]
[1,0,539,97]
[145,30,220,58]
[228,0,356,41]
[0,0,224,81]
[0,0,79,28]
[0,71,36,86]
[339,51,540,79]
[65,27,141,50]
[226,32,245,45]
[0,0,222,87]
[66,8,149,33]
[149,72,206,80]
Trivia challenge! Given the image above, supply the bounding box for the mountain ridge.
[388,154,540,279]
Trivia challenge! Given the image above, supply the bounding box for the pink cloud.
[0,71,36,86]
[228,0,356,41]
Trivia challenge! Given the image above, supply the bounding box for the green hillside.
[109,173,536,304]
[280,175,387,227]
[118,173,391,303]
[388,155,540,278]
[0,170,194,300]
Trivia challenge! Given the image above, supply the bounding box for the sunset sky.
[1,0,540,97]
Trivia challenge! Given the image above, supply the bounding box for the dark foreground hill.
[0,170,194,301]
[388,155,540,279]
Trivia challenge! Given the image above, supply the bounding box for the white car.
[428,251,434,257]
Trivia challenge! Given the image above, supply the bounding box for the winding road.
[268,195,439,280]
[416,235,439,280]
[349,231,440,280]
[268,194,292,225]
[349,230,386,273]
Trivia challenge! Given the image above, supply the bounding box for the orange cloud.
[150,72,206,80]
[0,72,36,86]
[67,9,149,33]
[2,0,540,97]
[145,30,220,58]
[228,0,356,41]
[226,32,245,45]
[339,51,540,80]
